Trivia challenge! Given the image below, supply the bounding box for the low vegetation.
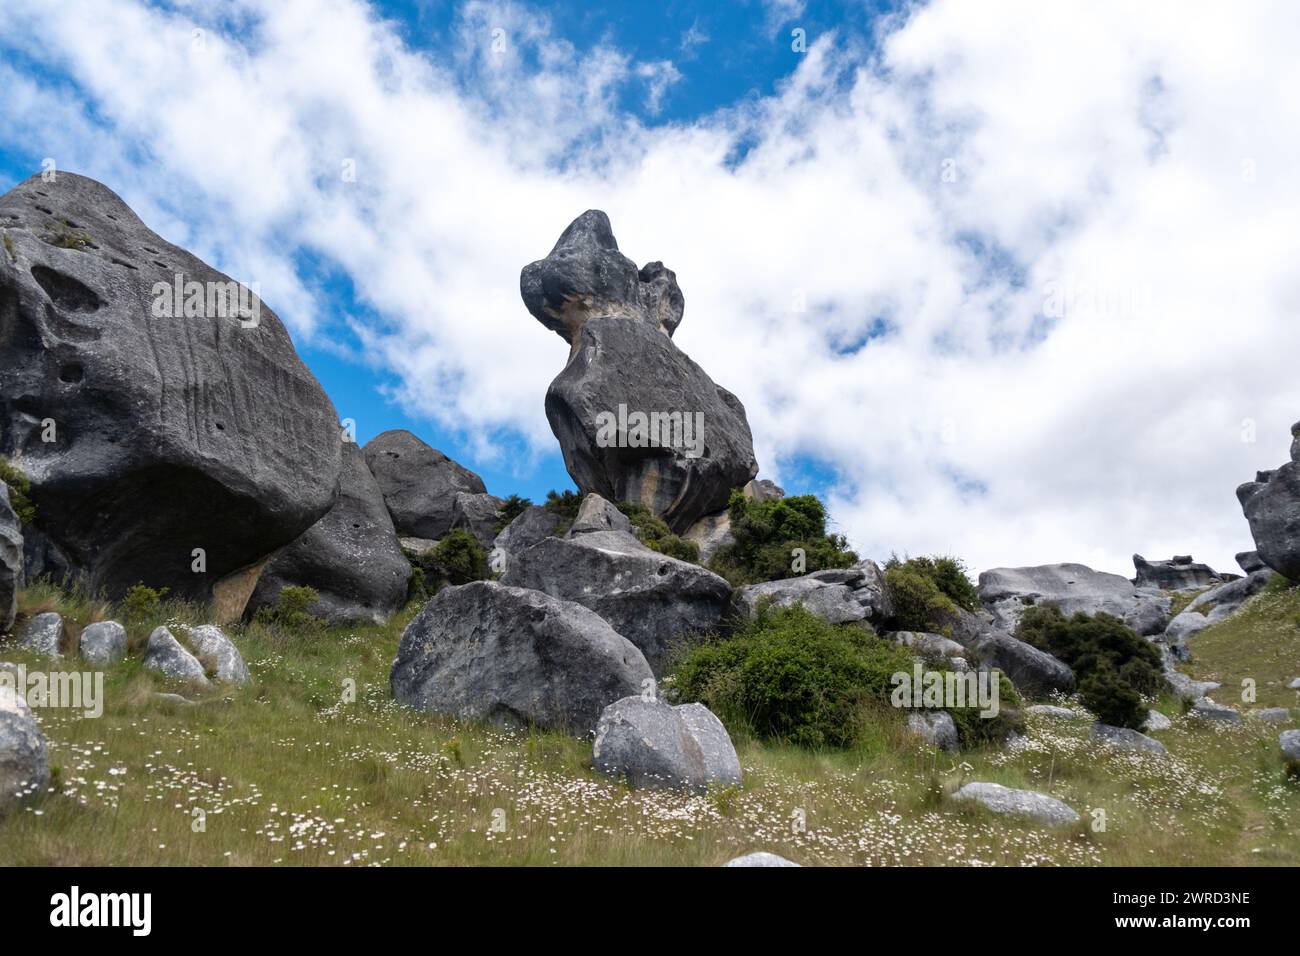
[883,555,978,634]
[708,491,857,587]
[615,502,699,562]
[0,456,36,526]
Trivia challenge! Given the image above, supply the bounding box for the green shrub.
[616,502,700,563]
[254,585,323,630]
[883,564,960,635]
[707,490,857,587]
[0,458,36,526]
[494,494,532,533]
[1017,605,1167,728]
[121,583,168,622]
[671,605,912,749]
[431,529,489,585]
[543,489,583,533]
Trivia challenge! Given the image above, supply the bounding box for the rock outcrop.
[448,491,504,549]
[247,443,410,625]
[362,430,487,540]
[592,695,742,792]
[181,625,251,686]
[142,626,210,687]
[730,574,868,626]
[523,212,758,533]
[488,505,561,575]
[1132,554,1221,591]
[971,632,1074,697]
[1237,423,1300,581]
[1160,567,1274,652]
[501,529,731,674]
[0,685,49,812]
[390,581,652,736]
[978,563,1170,635]
[0,485,20,633]
[0,173,343,605]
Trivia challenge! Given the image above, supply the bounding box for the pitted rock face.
[0,173,342,602]
[520,210,684,344]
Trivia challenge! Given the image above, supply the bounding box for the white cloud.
[2,0,1297,577]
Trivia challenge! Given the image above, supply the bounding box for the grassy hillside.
[0,581,1296,866]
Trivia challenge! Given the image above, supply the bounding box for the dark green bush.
[883,564,960,635]
[121,583,168,622]
[1017,605,1167,728]
[431,529,489,585]
[616,502,700,563]
[707,490,857,587]
[671,605,912,749]
[494,494,532,533]
[0,457,36,526]
[542,489,582,533]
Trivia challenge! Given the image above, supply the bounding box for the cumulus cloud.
[1,0,1296,576]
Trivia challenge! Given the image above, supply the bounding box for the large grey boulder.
[731,574,868,626]
[247,443,410,625]
[1237,424,1300,580]
[723,852,799,867]
[1132,554,1221,591]
[978,563,1169,635]
[951,782,1079,827]
[501,529,730,674]
[0,686,49,812]
[520,209,684,346]
[0,484,21,633]
[181,625,250,685]
[592,695,741,792]
[0,173,343,605]
[1092,722,1168,755]
[78,620,126,666]
[449,491,504,549]
[971,632,1074,697]
[18,612,63,658]
[488,505,560,575]
[390,581,652,736]
[362,430,486,540]
[1281,729,1300,770]
[906,710,959,752]
[142,626,209,687]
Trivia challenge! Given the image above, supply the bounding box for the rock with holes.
[501,529,731,674]
[978,563,1170,636]
[142,626,209,687]
[18,612,62,658]
[247,443,410,626]
[390,581,652,736]
[0,685,49,812]
[0,173,342,608]
[523,213,758,533]
[180,624,250,686]
[0,484,21,633]
[723,852,799,867]
[592,695,741,792]
[362,430,487,540]
[78,620,126,666]
[952,782,1080,827]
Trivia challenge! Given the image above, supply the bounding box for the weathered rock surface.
[0,173,343,604]
[362,430,486,540]
[142,626,210,687]
[0,685,49,812]
[18,612,62,658]
[744,479,785,503]
[78,620,126,666]
[181,625,250,685]
[1281,729,1300,770]
[1189,697,1241,724]
[592,695,741,792]
[247,443,410,626]
[1092,722,1168,754]
[952,782,1079,827]
[390,581,651,736]
[971,632,1074,697]
[1144,710,1172,732]
[906,710,959,752]
[488,505,560,575]
[731,574,868,626]
[520,209,684,345]
[1132,554,1221,591]
[978,563,1169,635]
[682,509,733,564]
[0,485,21,633]
[567,493,632,536]
[723,852,799,867]
[501,529,730,674]
[1237,426,1300,580]
[449,491,504,549]
[1236,550,1266,574]
[1165,669,1221,702]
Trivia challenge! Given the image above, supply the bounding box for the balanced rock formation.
[391,581,652,736]
[978,563,1170,636]
[1132,554,1222,591]
[1237,423,1300,581]
[522,212,758,533]
[0,173,343,605]
[362,430,487,540]
[0,485,21,633]
[501,527,731,674]
[0,685,49,812]
[592,695,742,792]
[248,443,410,625]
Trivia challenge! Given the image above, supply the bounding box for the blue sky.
[1,0,1296,575]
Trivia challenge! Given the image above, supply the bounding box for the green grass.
[1184,580,1300,709]
[1,581,1297,866]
